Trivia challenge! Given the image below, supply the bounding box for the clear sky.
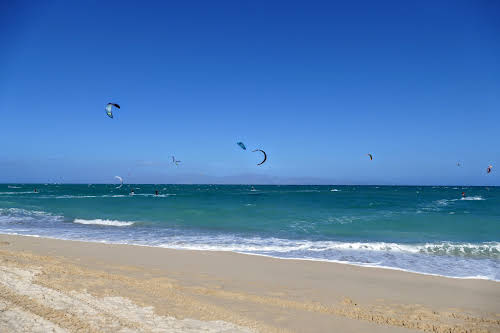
[1,0,499,185]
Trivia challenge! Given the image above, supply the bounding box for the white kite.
[114,176,123,188]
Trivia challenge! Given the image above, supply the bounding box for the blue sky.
[1,0,499,185]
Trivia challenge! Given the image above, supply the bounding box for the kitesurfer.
[155,190,159,196]
[462,192,466,198]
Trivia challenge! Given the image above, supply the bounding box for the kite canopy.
[105,103,120,118]
[252,149,267,166]
[367,153,373,161]
[171,156,181,165]
[114,175,123,188]
[237,142,247,150]
[487,165,493,174]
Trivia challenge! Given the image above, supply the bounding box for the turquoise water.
[0,184,498,280]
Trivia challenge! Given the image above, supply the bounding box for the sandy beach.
[0,234,498,333]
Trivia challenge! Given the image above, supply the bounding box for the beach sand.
[0,234,498,332]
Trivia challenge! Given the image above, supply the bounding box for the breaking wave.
[73,219,135,227]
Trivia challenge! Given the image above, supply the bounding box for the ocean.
[0,184,498,281]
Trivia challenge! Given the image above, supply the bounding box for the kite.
[487,165,493,174]
[105,103,120,118]
[367,153,373,161]
[114,176,123,189]
[252,149,267,166]
[171,156,181,165]
[237,142,247,150]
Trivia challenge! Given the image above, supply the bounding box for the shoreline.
[1,232,497,282]
[0,233,498,332]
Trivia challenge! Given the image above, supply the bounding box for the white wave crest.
[0,208,61,219]
[418,242,499,257]
[73,219,134,227]
[460,196,485,201]
[129,193,176,197]
[0,208,64,224]
[151,237,500,259]
[434,196,485,207]
[55,195,98,199]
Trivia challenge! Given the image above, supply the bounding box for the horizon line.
[1,182,498,187]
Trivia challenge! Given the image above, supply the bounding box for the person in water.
[155,190,158,196]
[462,192,466,198]
[130,189,135,195]
[34,188,38,193]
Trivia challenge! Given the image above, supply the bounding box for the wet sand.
[0,234,498,332]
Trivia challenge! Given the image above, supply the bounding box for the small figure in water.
[155,190,159,196]
[462,192,466,198]
[34,188,38,193]
[130,189,135,195]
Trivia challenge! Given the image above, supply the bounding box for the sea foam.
[460,196,485,201]
[73,219,134,227]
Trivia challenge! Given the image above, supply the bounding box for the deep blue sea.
[0,184,498,280]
